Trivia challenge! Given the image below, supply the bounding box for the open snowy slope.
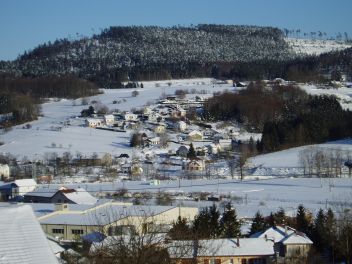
[286,37,352,55]
[250,139,352,169]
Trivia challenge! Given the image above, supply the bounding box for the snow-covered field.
[286,37,352,55]
[42,177,352,218]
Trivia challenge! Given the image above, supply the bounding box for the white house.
[149,137,160,146]
[188,130,203,141]
[207,143,221,154]
[177,121,187,132]
[14,179,38,196]
[148,112,164,122]
[86,118,103,128]
[219,139,232,150]
[104,114,115,126]
[154,124,166,134]
[183,159,205,171]
[124,113,139,121]
[143,106,153,116]
[0,164,10,180]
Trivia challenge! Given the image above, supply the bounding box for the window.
[71,229,84,235]
[52,229,64,234]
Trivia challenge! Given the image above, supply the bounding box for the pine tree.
[220,202,241,238]
[311,209,326,251]
[168,216,191,240]
[250,211,267,235]
[192,207,211,239]
[209,204,221,238]
[296,204,310,234]
[267,212,276,227]
[274,208,286,225]
[187,143,197,159]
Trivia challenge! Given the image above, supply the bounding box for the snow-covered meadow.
[44,176,352,218]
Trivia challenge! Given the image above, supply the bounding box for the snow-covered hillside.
[286,37,352,55]
[0,79,225,159]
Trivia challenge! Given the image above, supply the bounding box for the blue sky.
[1,0,351,60]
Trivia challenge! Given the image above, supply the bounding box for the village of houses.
[2,79,352,263]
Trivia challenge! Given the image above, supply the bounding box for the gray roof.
[25,188,58,198]
[28,203,95,218]
[39,203,175,226]
[0,204,58,264]
[169,238,274,258]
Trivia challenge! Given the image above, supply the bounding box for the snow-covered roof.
[251,226,312,245]
[14,179,37,187]
[25,187,97,204]
[63,187,98,205]
[169,238,274,258]
[25,188,58,198]
[188,130,202,136]
[281,232,313,245]
[39,203,175,226]
[48,239,65,255]
[0,204,58,264]
[251,226,294,243]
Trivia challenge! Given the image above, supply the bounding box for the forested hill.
[0,25,297,87]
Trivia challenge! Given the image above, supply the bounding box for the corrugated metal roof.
[0,204,58,264]
[39,203,175,226]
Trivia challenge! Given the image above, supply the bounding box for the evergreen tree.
[274,208,286,225]
[187,143,197,159]
[192,207,211,239]
[250,211,267,235]
[325,208,338,261]
[296,204,310,234]
[209,204,221,238]
[220,202,241,238]
[267,212,276,227]
[168,216,191,240]
[311,209,326,251]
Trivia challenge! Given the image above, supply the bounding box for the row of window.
[52,229,84,235]
[203,259,266,264]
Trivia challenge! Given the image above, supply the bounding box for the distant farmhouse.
[24,186,97,204]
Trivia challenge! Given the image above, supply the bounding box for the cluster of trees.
[204,82,352,152]
[260,94,352,152]
[0,74,99,100]
[169,203,241,240]
[298,147,348,177]
[203,82,307,131]
[0,74,99,126]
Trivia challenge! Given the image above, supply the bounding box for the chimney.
[237,237,240,247]
[55,203,69,211]
[285,225,288,236]
[265,234,268,241]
